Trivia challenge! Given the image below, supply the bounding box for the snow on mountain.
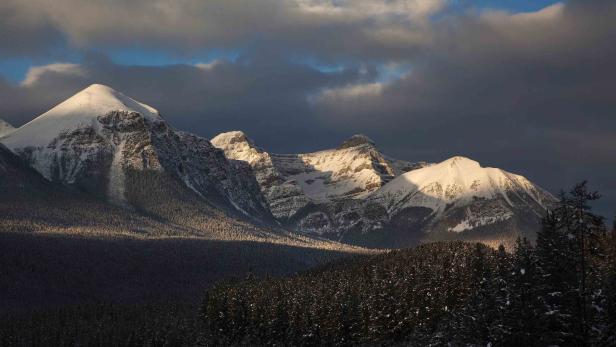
[213,131,555,247]
[3,84,159,150]
[369,156,556,244]
[1,83,556,248]
[374,156,553,217]
[1,84,272,222]
[0,119,15,138]
[211,131,424,220]
[211,131,309,219]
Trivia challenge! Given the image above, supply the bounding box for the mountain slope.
[0,119,14,137]
[1,142,370,318]
[2,84,272,223]
[0,143,54,197]
[1,131,365,252]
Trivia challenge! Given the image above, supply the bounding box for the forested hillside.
[202,183,616,346]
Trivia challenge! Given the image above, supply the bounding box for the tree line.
[201,182,616,346]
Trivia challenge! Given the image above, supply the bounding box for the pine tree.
[505,237,541,346]
[568,182,606,344]
[535,208,569,344]
[601,218,616,345]
[535,182,607,346]
[489,245,512,345]
[452,243,496,346]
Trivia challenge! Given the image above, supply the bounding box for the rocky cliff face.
[211,131,424,220]
[2,85,272,223]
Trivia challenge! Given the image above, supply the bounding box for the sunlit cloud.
[21,63,85,86]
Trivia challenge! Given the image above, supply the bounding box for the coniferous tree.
[569,183,606,344]
[535,205,575,345]
[489,245,512,345]
[601,218,616,346]
[505,237,541,346]
[536,182,607,346]
[452,243,495,345]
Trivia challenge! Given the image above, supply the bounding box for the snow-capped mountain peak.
[1,86,272,222]
[370,155,556,239]
[3,84,160,149]
[0,118,15,138]
[375,155,553,213]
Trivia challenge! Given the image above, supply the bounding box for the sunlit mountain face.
[0,1,614,345]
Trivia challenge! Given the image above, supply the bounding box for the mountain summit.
[1,84,272,222]
[338,134,375,149]
[3,84,159,150]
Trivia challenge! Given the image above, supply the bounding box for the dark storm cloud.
[313,0,616,217]
[0,52,364,150]
[0,0,445,60]
[0,2,63,57]
[0,0,615,217]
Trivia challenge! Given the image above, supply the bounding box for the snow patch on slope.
[107,140,127,206]
[449,210,514,233]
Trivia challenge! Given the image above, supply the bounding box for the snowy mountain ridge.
[211,131,425,220]
[213,131,557,247]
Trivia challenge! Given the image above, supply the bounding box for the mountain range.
[212,131,555,247]
[1,84,556,248]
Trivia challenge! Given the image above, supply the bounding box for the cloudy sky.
[0,0,614,218]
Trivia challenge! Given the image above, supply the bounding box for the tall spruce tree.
[452,243,496,346]
[489,245,512,345]
[601,218,616,345]
[506,237,541,346]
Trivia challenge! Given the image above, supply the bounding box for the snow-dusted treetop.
[0,118,15,138]
[2,84,160,149]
